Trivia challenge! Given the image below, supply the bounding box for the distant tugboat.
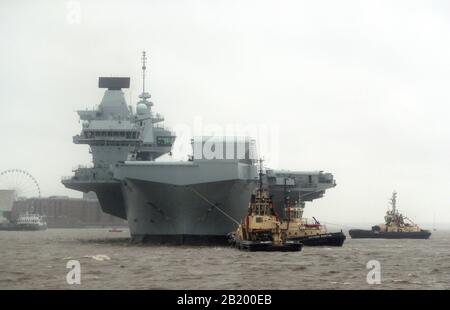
[0,213,47,231]
[281,199,346,246]
[349,192,431,239]
[228,160,303,252]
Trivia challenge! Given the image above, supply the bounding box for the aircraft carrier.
[62,52,336,244]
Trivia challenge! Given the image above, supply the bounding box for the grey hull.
[123,178,256,244]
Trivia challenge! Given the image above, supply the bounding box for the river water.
[0,229,449,289]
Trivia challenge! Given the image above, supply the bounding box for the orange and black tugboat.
[228,160,303,252]
[281,199,346,246]
[349,191,431,239]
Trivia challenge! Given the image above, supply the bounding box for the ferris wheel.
[0,169,41,200]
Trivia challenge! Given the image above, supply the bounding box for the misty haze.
[0,0,449,293]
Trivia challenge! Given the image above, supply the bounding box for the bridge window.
[156,136,176,147]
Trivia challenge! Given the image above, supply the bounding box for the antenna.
[283,177,288,209]
[258,158,264,192]
[141,51,147,94]
[283,176,294,210]
[139,51,151,103]
[390,191,397,213]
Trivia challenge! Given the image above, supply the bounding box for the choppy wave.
[0,229,449,289]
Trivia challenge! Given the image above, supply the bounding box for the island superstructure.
[62,52,336,244]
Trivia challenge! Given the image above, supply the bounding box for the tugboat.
[228,160,303,252]
[349,192,431,239]
[281,199,346,246]
[0,213,47,231]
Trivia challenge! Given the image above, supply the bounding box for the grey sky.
[1,0,449,225]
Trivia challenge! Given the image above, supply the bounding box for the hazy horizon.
[1,0,449,224]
